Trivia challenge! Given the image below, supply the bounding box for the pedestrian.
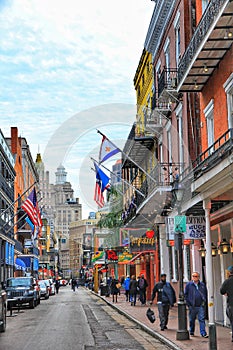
[110,275,119,303]
[150,273,176,331]
[71,277,76,292]
[220,266,233,342]
[137,274,148,306]
[129,275,138,306]
[55,279,60,294]
[184,271,208,338]
[124,275,131,302]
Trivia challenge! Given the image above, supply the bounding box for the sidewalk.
[96,291,232,350]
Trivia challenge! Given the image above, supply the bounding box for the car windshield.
[7,278,32,287]
[38,282,46,288]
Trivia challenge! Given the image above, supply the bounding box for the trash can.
[88,282,93,290]
[100,284,109,296]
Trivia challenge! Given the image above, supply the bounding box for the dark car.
[0,284,6,332]
[6,277,37,309]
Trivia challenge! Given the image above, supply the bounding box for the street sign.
[174,215,186,233]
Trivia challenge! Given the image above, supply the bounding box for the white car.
[48,279,56,295]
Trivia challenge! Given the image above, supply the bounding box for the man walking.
[220,266,233,342]
[184,271,208,338]
[150,273,176,331]
[138,274,148,306]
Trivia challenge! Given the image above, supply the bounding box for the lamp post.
[172,180,189,341]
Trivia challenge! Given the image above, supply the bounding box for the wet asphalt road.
[0,286,170,350]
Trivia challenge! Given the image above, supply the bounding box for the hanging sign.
[166,216,206,240]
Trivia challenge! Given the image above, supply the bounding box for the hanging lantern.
[198,246,206,258]
[218,238,230,254]
[146,229,154,238]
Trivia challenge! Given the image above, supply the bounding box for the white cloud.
[0,0,154,217]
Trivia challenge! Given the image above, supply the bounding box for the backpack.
[139,278,145,289]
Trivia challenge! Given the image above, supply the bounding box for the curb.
[93,291,182,350]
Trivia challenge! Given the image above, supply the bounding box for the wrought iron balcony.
[14,239,23,253]
[158,68,179,101]
[181,128,233,181]
[122,162,183,224]
[152,94,172,117]
[135,108,169,138]
[178,0,233,92]
[0,217,14,239]
[0,173,14,201]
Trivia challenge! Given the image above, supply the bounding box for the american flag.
[22,187,42,230]
[94,179,104,208]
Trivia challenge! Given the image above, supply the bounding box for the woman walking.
[129,275,138,306]
[110,275,119,303]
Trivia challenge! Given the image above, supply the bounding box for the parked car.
[41,279,52,296]
[0,283,6,332]
[48,279,55,295]
[38,281,49,299]
[5,277,37,309]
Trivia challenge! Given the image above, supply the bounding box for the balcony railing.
[0,217,14,239]
[0,173,14,200]
[152,95,172,116]
[178,0,229,83]
[122,162,183,224]
[158,68,178,97]
[13,239,23,253]
[181,128,233,181]
[136,109,168,138]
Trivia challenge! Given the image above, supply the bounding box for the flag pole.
[91,157,145,198]
[1,181,38,217]
[97,130,156,184]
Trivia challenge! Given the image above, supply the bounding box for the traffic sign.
[174,215,186,233]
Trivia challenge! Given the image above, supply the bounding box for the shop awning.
[118,252,143,265]
[15,258,26,271]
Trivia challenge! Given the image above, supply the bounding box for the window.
[174,11,181,67]
[142,74,145,86]
[164,38,170,81]
[202,0,209,13]
[224,73,233,129]
[176,104,184,172]
[204,99,214,152]
[156,60,161,89]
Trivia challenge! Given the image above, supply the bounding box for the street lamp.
[172,180,189,341]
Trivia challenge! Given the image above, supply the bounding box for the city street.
[0,286,170,350]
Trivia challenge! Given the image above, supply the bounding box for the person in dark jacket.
[129,275,138,306]
[184,271,208,337]
[71,278,77,292]
[137,274,148,305]
[110,276,119,303]
[55,279,60,294]
[150,273,176,331]
[220,266,233,342]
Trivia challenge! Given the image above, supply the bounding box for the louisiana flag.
[99,136,120,163]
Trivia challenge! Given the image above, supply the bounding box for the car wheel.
[29,300,35,309]
[0,303,6,332]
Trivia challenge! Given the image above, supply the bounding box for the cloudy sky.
[0,0,154,217]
